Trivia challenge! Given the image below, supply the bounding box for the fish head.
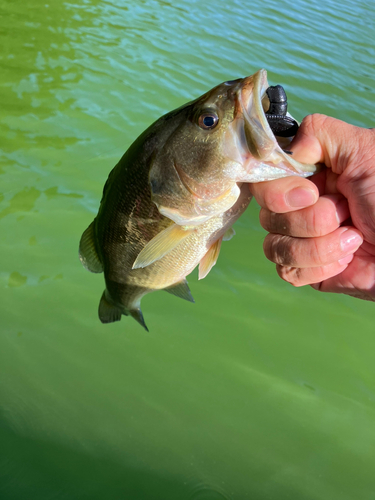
[149,69,318,226]
[222,68,318,183]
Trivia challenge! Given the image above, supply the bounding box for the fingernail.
[286,188,317,208]
[340,229,363,252]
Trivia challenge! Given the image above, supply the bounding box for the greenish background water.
[1,0,374,498]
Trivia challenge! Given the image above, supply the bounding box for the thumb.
[289,114,374,175]
[290,114,375,245]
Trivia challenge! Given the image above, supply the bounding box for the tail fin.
[98,290,149,331]
[130,308,149,332]
[98,291,122,324]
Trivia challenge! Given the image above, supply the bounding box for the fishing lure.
[265,85,299,138]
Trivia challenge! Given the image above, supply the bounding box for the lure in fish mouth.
[79,69,318,330]
[264,85,299,138]
[223,69,316,185]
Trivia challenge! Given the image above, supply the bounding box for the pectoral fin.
[132,224,194,269]
[79,221,103,273]
[223,227,236,241]
[164,279,195,303]
[198,237,223,280]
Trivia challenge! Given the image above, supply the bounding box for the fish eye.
[198,112,219,130]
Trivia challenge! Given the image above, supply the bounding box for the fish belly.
[104,184,252,313]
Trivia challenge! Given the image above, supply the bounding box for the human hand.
[249,114,375,301]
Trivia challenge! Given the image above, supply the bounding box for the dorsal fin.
[132,224,194,269]
[198,237,223,280]
[79,221,103,273]
[164,279,195,303]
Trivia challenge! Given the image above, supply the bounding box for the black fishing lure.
[265,85,299,138]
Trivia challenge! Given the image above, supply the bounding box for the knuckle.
[276,261,345,289]
[264,234,296,265]
[313,215,332,237]
[308,237,324,266]
[263,190,280,212]
[259,208,272,231]
[266,233,328,267]
[310,282,322,291]
[260,210,291,234]
[300,113,330,136]
[297,206,327,238]
[308,207,321,236]
[276,265,305,287]
[273,214,292,235]
[264,202,337,239]
[299,114,315,134]
[309,196,341,236]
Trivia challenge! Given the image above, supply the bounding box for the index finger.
[289,114,375,174]
[248,176,319,213]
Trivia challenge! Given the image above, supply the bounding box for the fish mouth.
[237,69,317,179]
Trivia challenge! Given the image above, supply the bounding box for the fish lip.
[238,69,275,161]
[239,69,317,176]
[248,69,272,137]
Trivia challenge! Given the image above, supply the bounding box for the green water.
[1,0,375,498]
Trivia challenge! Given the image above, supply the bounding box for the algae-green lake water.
[1,0,375,498]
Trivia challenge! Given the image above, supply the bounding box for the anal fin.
[132,224,194,269]
[79,221,103,273]
[164,279,195,303]
[198,237,223,280]
[98,291,122,323]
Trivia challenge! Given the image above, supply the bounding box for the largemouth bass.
[79,69,317,330]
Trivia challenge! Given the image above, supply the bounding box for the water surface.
[1,0,375,498]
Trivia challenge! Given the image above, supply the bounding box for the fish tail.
[129,308,149,332]
[98,288,149,331]
[98,290,123,324]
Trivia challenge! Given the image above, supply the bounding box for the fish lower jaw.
[234,150,317,182]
